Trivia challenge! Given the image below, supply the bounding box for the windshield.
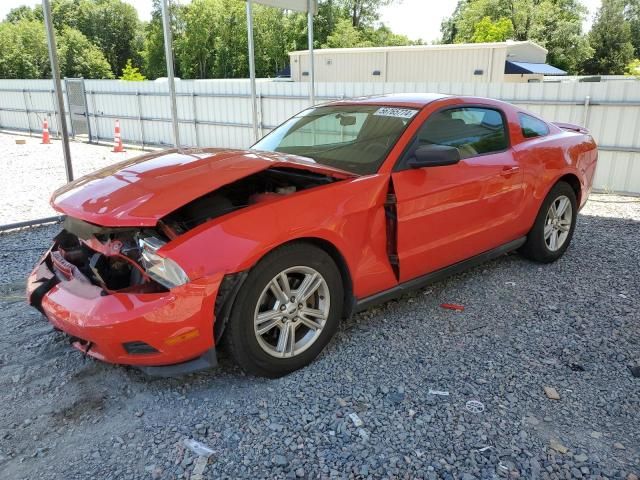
[252,105,419,175]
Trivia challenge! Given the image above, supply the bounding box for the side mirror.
[408,144,461,168]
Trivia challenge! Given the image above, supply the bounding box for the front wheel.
[519,181,577,263]
[224,243,343,378]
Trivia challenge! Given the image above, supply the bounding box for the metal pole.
[42,0,73,182]
[307,0,315,106]
[137,91,145,151]
[50,91,60,139]
[22,89,32,136]
[191,92,200,147]
[246,0,259,142]
[582,95,591,128]
[161,0,181,148]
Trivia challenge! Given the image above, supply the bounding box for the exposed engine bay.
[47,167,337,293]
[162,167,336,234]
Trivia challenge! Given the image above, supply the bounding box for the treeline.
[1,0,638,81]
[442,0,640,75]
[0,0,417,81]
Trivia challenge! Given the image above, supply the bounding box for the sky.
[1,0,603,43]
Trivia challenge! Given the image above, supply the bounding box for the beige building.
[288,41,566,84]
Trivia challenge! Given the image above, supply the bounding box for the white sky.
[1,0,602,43]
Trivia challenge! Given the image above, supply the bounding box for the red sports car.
[27,94,598,377]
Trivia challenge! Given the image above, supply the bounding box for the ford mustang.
[27,94,598,377]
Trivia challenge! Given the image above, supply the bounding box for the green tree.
[583,0,635,74]
[141,0,186,79]
[74,0,142,76]
[119,58,146,80]
[4,0,142,77]
[254,5,292,76]
[441,0,592,74]
[1,0,414,80]
[337,0,396,28]
[57,26,114,78]
[0,19,112,79]
[5,6,38,23]
[470,16,514,42]
[626,58,640,76]
[626,0,640,57]
[361,24,417,46]
[176,0,222,78]
[0,20,49,79]
[322,17,363,47]
[441,0,468,44]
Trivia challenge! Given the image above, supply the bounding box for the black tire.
[519,181,578,263]
[224,243,343,378]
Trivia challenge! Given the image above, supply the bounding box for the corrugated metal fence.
[1,78,639,195]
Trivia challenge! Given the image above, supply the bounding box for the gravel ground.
[0,194,639,480]
[0,132,142,225]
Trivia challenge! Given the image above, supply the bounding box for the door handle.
[500,166,520,177]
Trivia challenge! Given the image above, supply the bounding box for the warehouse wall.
[0,78,639,195]
[292,46,509,84]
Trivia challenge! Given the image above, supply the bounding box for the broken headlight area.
[49,218,187,294]
[40,167,338,295]
[138,236,189,289]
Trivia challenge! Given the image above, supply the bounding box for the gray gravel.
[0,194,639,480]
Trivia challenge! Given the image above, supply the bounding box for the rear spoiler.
[552,122,589,134]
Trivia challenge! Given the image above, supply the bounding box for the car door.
[391,105,525,283]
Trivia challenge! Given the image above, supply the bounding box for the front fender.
[160,174,397,299]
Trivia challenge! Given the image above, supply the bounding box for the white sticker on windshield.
[374,107,418,119]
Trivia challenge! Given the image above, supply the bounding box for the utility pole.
[42,0,73,182]
[161,0,181,148]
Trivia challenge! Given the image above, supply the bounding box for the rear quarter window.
[519,113,550,138]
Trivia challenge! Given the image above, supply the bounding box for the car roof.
[328,93,451,109]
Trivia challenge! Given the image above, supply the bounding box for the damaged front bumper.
[27,249,224,375]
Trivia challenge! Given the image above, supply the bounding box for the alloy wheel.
[544,195,573,251]
[253,266,330,358]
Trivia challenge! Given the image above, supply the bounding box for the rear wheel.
[224,243,343,377]
[520,181,577,263]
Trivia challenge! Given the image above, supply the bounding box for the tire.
[519,181,577,263]
[224,243,343,378]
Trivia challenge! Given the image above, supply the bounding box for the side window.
[519,113,549,138]
[415,107,508,160]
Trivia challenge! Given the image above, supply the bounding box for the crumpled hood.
[51,148,353,227]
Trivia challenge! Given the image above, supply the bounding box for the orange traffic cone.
[112,119,125,152]
[41,118,51,144]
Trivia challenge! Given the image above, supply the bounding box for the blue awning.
[505,61,567,76]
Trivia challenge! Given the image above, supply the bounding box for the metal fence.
[1,78,639,195]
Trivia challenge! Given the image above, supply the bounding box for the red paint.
[50,149,354,227]
[440,303,465,312]
[29,95,598,368]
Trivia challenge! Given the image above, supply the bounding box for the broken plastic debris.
[183,439,215,458]
[192,456,208,477]
[440,303,464,311]
[465,400,485,413]
[348,412,364,427]
[505,281,516,286]
[544,386,561,400]
[475,446,493,453]
[428,389,449,396]
[549,439,569,454]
